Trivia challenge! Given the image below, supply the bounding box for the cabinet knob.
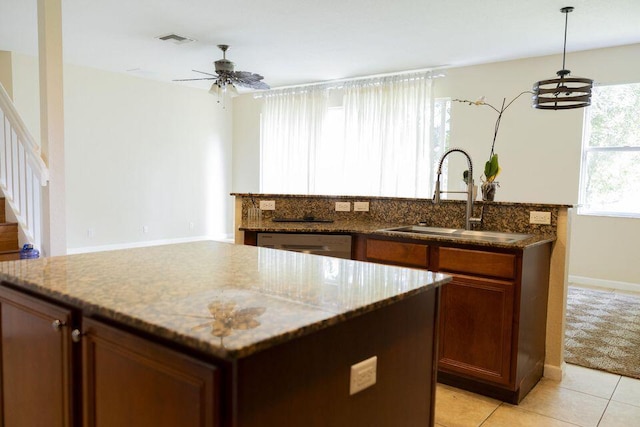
[71,329,82,343]
[51,319,65,331]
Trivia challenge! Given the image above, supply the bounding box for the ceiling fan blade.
[244,80,271,90]
[172,77,216,82]
[191,69,218,77]
[232,71,253,78]
[231,71,270,89]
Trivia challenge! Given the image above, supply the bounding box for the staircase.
[0,198,20,261]
[0,82,49,256]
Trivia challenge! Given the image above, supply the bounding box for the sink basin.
[378,226,533,243]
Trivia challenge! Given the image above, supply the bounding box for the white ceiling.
[1,0,639,90]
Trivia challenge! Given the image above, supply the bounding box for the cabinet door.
[438,274,514,386]
[82,318,219,427]
[0,286,75,427]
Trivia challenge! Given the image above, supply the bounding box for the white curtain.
[340,73,433,197]
[260,72,435,197]
[260,87,328,194]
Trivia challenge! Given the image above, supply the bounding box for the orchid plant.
[454,91,532,183]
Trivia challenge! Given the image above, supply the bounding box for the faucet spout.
[432,148,482,230]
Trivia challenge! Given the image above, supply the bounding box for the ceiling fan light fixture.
[532,6,593,110]
[227,83,239,97]
[209,80,239,98]
[209,83,222,96]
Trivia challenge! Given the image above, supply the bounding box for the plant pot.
[481,181,498,201]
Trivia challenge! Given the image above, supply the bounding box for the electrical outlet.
[529,211,551,225]
[87,228,95,239]
[350,356,377,395]
[335,201,351,212]
[188,221,195,230]
[354,202,370,212]
[260,200,276,210]
[142,225,149,233]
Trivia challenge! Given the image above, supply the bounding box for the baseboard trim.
[66,234,234,255]
[543,362,565,381]
[569,275,640,294]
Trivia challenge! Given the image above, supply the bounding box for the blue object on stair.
[20,244,39,259]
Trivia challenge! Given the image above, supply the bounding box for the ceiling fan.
[173,44,270,95]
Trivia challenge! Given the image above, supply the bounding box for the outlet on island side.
[350,356,377,395]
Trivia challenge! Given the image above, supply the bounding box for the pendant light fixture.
[532,6,593,110]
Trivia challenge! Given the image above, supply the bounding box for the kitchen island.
[0,241,449,427]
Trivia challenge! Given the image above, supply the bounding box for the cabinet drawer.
[439,247,516,279]
[366,239,429,268]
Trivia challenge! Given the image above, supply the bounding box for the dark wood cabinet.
[353,234,551,403]
[436,247,518,387]
[0,287,220,427]
[0,286,77,427]
[438,274,514,386]
[82,318,220,427]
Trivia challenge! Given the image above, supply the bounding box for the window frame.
[578,83,640,218]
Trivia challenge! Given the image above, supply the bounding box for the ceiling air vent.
[156,33,195,44]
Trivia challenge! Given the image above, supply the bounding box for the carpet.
[564,286,640,379]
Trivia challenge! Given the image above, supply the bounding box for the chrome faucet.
[433,148,482,230]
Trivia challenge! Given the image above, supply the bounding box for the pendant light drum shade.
[533,6,593,110]
[533,74,593,110]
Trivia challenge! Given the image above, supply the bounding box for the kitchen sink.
[378,226,533,243]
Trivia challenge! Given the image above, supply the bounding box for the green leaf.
[484,154,500,181]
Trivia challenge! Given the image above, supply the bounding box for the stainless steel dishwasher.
[256,233,352,259]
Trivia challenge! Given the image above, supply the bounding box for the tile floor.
[435,364,640,426]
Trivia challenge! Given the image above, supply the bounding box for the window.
[260,73,448,198]
[579,83,640,217]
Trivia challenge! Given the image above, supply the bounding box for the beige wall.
[0,51,13,98]
[231,43,640,289]
[569,214,640,287]
[11,53,41,143]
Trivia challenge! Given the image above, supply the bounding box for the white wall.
[11,54,234,251]
[232,93,262,193]
[231,43,640,288]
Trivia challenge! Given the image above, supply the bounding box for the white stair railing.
[0,82,49,252]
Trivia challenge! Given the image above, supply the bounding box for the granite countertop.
[0,241,449,360]
[240,220,556,249]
